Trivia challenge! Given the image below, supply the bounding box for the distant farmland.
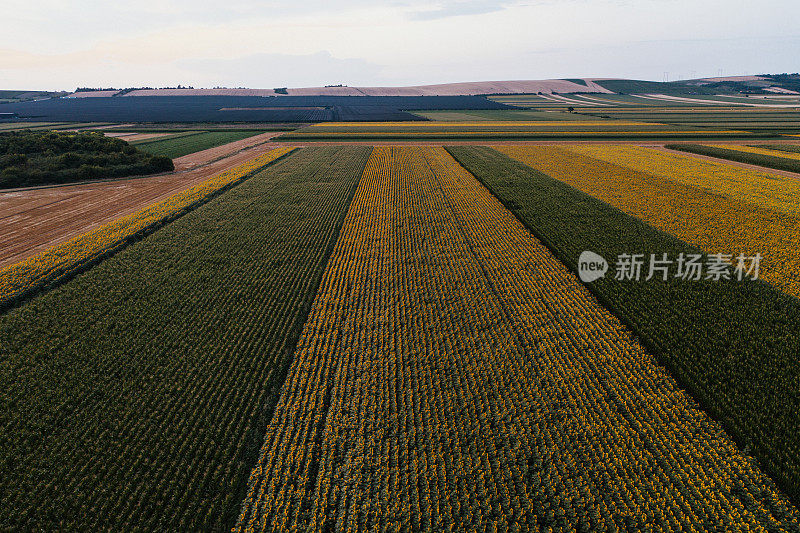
[0,95,508,123]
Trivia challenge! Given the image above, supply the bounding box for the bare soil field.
[172,131,281,170]
[0,137,281,268]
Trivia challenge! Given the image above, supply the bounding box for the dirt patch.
[0,139,282,268]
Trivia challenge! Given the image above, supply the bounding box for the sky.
[1,0,798,91]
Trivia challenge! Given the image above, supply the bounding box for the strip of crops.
[665,143,800,173]
[570,145,800,215]
[278,130,765,141]
[708,144,800,162]
[760,144,800,155]
[447,145,800,506]
[303,120,670,128]
[0,146,371,531]
[235,146,798,531]
[497,146,800,299]
[0,147,293,313]
[135,130,265,158]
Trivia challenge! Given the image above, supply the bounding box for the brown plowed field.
[0,137,281,268]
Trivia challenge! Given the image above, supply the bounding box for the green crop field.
[0,147,370,531]
[3,139,800,530]
[134,131,265,158]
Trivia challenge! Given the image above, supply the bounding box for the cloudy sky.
[1,0,798,91]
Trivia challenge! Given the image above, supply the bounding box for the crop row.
[664,143,800,173]
[235,146,798,532]
[571,145,800,215]
[0,147,293,312]
[705,144,800,162]
[496,145,800,298]
[447,145,800,508]
[760,144,800,155]
[0,146,372,531]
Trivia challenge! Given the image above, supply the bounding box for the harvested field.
[0,137,281,268]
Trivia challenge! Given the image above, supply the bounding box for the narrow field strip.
[0,146,371,531]
[663,144,800,174]
[127,130,205,145]
[235,146,798,532]
[761,144,800,154]
[0,147,294,312]
[568,145,800,214]
[304,121,658,127]
[496,145,800,298]
[281,130,743,137]
[134,130,265,159]
[448,145,800,509]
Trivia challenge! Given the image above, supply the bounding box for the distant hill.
[64,79,613,98]
[0,90,69,104]
[683,74,800,95]
[22,74,800,101]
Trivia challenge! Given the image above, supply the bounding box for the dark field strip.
[135,130,265,158]
[582,113,800,123]
[446,146,800,505]
[665,143,800,173]
[762,144,800,154]
[0,146,371,531]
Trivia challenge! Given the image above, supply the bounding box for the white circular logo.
[578,251,608,282]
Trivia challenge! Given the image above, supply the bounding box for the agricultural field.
[8,0,800,524]
[451,145,800,498]
[0,146,371,531]
[2,83,800,531]
[0,134,286,269]
[278,120,773,141]
[410,109,595,121]
[665,143,800,173]
[234,147,799,531]
[2,139,799,531]
[132,130,266,159]
[487,92,800,135]
[0,95,506,123]
[0,121,113,132]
